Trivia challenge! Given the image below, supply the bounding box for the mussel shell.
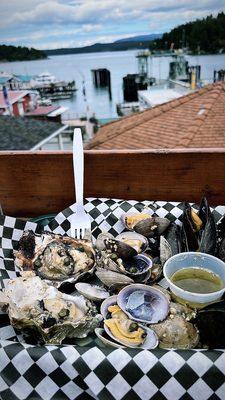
[164,223,182,256]
[104,238,137,260]
[195,300,225,348]
[104,320,158,349]
[121,211,153,230]
[117,284,169,324]
[95,233,114,251]
[134,217,170,238]
[116,231,148,253]
[75,282,109,302]
[122,254,152,277]
[182,204,199,251]
[199,211,217,255]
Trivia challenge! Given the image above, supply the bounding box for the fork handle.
[73,128,84,212]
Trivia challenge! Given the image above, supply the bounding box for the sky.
[1,0,225,50]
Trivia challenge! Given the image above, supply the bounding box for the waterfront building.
[85,82,225,150]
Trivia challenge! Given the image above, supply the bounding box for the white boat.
[32,72,62,88]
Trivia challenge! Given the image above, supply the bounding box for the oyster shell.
[75,282,109,302]
[150,315,199,349]
[14,231,95,284]
[117,284,169,324]
[1,271,102,344]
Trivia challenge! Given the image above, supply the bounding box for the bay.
[1,50,225,119]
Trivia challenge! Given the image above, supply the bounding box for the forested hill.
[150,13,225,54]
[0,45,47,62]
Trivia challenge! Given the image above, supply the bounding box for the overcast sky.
[1,0,225,50]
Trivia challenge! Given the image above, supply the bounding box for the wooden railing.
[0,149,225,217]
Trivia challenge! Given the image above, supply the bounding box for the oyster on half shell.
[0,271,102,344]
[14,231,95,284]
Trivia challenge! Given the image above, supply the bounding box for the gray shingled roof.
[0,116,64,150]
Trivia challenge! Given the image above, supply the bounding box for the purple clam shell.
[117,284,169,324]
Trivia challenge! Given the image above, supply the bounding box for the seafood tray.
[1,197,225,400]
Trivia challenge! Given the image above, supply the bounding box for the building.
[0,90,32,116]
[0,116,67,150]
[86,82,225,150]
[0,72,21,90]
[0,90,67,122]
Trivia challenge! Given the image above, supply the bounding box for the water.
[1,51,225,119]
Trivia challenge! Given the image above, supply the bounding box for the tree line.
[150,13,225,54]
[0,45,47,62]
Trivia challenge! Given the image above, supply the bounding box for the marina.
[1,51,225,119]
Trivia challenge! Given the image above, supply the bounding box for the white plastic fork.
[70,128,91,239]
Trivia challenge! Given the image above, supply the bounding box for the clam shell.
[95,328,126,349]
[134,217,170,238]
[100,295,118,319]
[117,284,170,324]
[104,321,158,349]
[95,268,134,288]
[116,232,148,254]
[75,283,109,302]
[160,236,172,265]
[123,254,152,277]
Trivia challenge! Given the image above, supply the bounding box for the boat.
[32,72,60,88]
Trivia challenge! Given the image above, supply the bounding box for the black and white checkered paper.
[1,198,225,400]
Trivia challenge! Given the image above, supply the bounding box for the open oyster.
[14,231,95,284]
[0,272,102,344]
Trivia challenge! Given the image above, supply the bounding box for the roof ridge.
[86,83,217,149]
[175,83,223,148]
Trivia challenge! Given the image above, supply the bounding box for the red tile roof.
[0,91,29,108]
[85,82,225,150]
[25,105,59,116]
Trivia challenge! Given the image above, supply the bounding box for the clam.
[104,318,158,349]
[117,284,169,324]
[95,328,126,349]
[134,217,170,238]
[116,232,148,254]
[100,295,158,349]
[0,271,102,344]
[122,254,152,277]
[95,268,134,288]
[75,282,109,302]
[14,231,95,285]
[121,211,153,230]
[150,315,199,349]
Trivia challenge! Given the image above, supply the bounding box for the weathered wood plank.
[0,149,225,217]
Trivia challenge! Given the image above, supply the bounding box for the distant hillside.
[150,12,225,54]
[45,36,159,56]
[0,45,47,62]
[115,34,162,43]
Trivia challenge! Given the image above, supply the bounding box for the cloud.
[1,0,225,49]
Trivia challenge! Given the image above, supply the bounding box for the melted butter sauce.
[171,267,225,294]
